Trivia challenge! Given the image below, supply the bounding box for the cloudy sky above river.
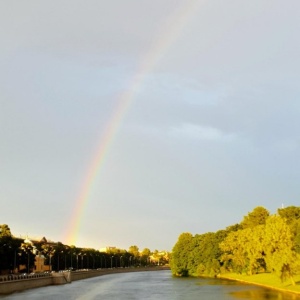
[1,0,300,251]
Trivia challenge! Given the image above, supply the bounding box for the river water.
[0,270,298,300]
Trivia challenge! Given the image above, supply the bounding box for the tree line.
[170,206,300,285]
[0,225,170,274]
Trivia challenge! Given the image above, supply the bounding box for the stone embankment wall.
[0,267,170,295]
[0,274,53,295]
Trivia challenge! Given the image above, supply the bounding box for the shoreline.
[72,266,170,279]
[218,273,300,297]
[0,267,170,295]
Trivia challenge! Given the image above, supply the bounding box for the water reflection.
[0,270,299,300]
[230,289,299,300]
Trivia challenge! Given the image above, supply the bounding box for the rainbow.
[65,1,203,246]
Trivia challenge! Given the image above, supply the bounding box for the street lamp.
[102,255,107,268]
[110,256,114,269]
[27,251,30,273]
[92,254,95,269]
[13,250,16,272]
[76,253,80,270]
[49,253,53,271]
[57,252,59,271]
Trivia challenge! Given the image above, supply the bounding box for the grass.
[219,272,300,295]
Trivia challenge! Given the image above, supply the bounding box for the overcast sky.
[1,0,300,251]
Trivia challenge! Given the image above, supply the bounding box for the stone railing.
[0,272,51,282]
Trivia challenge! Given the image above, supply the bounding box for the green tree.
[190,231,225,276]
[240,206,270,229]
[220,226,266,275]
[293,219,300,253]
[0,224,12,238]
[263,215,299,285]
[278,206,300,253]
[141,248,151,257]
[141,248,151,266]
[128,245,139,257]
[220,230,247,274]
[277,206,300,224]
[171,232,193,276]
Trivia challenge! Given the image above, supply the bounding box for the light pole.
[110,256,114,269]
[49,253,53,271]
[13,250,16,272]
[57,252,59,271]
[27,251,30,273]
[103,255,107,268]
[92,254,95,269]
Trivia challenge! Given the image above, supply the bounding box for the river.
[0,270,298,299]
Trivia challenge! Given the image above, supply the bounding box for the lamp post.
[49,253,53,271]
[13,250,16,272]
[92,254,95,269]
[102,255,107,268]
[27,251,30,273]
[110,256,114,269]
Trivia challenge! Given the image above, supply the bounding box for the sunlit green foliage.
[0,225,168,274]
[240,206,270,229]
[263,215,300,285]
[128,245,140,257]
[278,206,300,254]
[171,206,300,284]
[171,230,228,277]
[0,224,12,238]
[171,232,193,276]
[220,225,265,275]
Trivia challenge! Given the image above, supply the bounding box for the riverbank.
[219,273,300,296]
[0,266,170,295]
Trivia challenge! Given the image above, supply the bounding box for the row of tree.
[0,225,170,274]
[171,206,300,285]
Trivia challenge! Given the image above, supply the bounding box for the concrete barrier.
[0,273,68,294]
[0,276,53,295]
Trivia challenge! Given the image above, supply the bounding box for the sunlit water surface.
[0,270,298,300]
